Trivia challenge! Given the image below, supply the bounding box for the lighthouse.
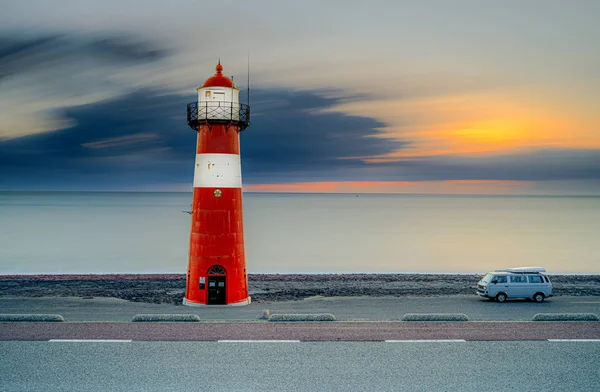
[183,62,251,306]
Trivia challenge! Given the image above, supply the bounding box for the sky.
[1,0,599,194]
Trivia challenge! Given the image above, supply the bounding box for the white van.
[476,267,553,303]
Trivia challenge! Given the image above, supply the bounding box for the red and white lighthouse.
[183,62,251,306]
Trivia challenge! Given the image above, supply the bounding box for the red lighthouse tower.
[184,62,251,306]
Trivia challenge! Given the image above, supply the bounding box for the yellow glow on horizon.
[452,119,532,146]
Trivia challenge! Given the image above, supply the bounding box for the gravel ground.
[1,274,599,305]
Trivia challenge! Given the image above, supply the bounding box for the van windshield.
[481,273,494,283]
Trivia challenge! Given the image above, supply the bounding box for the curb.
[401,313,470,322]
[268,313,336,322]
[259,309,271,320]
[532,313,599,322]
[0,314,64,322]
[132,314,201,322]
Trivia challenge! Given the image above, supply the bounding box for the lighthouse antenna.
[247,52,250,106]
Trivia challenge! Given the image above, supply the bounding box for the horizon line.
[0,190,599,198]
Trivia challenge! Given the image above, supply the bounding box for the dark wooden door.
[208,277,226,305]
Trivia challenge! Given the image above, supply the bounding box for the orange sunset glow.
[328,92,599,162]
[244,180,533,194]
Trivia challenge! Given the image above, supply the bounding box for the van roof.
[491,267,547,274]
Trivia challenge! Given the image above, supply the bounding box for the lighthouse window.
[207,265,226,275]
[205,91,211,97]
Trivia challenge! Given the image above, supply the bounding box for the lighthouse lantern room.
[184,62,251,306]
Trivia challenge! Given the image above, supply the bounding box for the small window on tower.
[207,265,226,275]
[205,91,211,97]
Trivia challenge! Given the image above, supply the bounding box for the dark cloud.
[0,87,402,190]
[0,35,61,60]
[0,88,189,189]
[86,36,166,62]
[1,80,599,190]
[408,149,600,182]
[0,33,167,80]
[243,89,403,180]
[324,148,600,185]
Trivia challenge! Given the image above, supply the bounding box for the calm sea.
[0,192,598,275]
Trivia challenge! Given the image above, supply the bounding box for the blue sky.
[1,0,599,193]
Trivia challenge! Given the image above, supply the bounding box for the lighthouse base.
[182,297,252,307]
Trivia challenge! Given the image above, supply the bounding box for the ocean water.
[0,192,598,275]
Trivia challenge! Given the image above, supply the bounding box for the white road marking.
[547,339,600,342]
[48,339,132,343]
[218,340,300,343]
[385,340,467,343]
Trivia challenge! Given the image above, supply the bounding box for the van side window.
[496,276,507,283]
[510,275,527,283]
[528,276,543,283]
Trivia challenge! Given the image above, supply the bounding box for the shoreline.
[1,274,599,304]
[2,271,599,278]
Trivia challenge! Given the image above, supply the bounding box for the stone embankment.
[1,274,599,305]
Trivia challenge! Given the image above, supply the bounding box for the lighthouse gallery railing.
[187,101,250,131]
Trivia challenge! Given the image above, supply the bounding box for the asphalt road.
[1,295,599,322]
[2,341,599,391]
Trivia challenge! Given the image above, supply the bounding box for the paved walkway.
[2,321,600,341]
[1,295,599,322]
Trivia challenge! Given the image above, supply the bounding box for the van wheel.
[533,293,545,303]
[496,293,507,303]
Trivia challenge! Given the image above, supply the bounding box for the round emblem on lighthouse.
[213,189,222,198]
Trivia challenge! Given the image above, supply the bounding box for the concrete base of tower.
[182,297,252,307]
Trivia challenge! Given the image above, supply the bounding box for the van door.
[489,275,508,297]
[508,275,528,298]
[527,275,545,297]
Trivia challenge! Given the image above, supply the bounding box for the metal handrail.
[187,101,250,131]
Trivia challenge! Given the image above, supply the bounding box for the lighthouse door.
[207,277,226,305]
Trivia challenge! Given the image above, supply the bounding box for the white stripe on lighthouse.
[193,153,242,188]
